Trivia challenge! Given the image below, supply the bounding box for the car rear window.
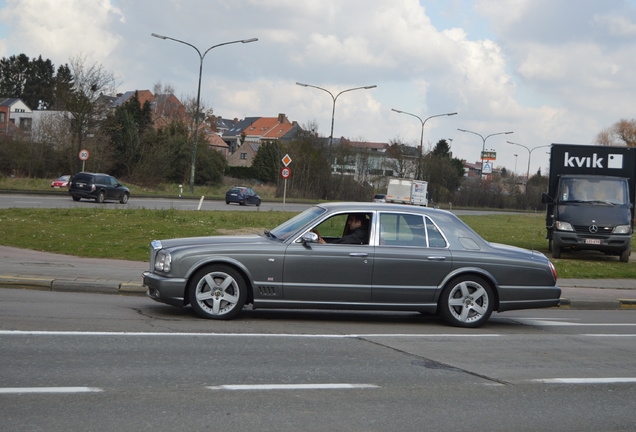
[73,174,93,182]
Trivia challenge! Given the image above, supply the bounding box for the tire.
[552,245,561,259]
[96,191,105,203]
[120,193,129,204]
[256,199,261,207]
[620,247,631,263]
[188,265,247,320]
[72,195,81,202]
[439,275,494,328]
[226,201,230,205]
[239,200,246,206]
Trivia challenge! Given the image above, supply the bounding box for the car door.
[372,212,452,305]
[281,213,373,302]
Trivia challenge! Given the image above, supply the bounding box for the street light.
[152,33,258,193]
[457,128,513,180]
[296,82,377,147]
[391,109,458,179]
[506,141,551,191]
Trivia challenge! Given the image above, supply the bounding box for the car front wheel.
[439,275,494,328]
[188,265,247,320]
[120,193,129,204]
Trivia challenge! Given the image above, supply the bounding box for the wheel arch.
[184,257,256,305]
[435,268,500,311]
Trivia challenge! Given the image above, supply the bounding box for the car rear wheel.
[439,275,494,328]
[96,191,105,203]
[120,193,129,204]
[72,195,81,201]
[188,265,246,320]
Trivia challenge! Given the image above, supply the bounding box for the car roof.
[315,202,451,215]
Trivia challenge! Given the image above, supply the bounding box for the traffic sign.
[281,167,292,179]
[79,149,90,161]
[282,154,292,166]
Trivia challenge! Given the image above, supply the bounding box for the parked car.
[69,172,130,204]
[51,175,71,188]
[143,202,560,328]
[225,186,261,206]
[373,193,386,202]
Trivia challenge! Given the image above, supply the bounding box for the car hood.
[157,234,272,251]
[557,204,631,226]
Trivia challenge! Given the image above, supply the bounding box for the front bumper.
[143,271,188,307]
[553,232,631,252]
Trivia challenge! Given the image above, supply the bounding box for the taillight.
[549,261,557,282]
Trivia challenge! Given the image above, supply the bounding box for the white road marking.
[0,330,501,338]
[532,378,636,384]
[513,319,636,327]
[208,383,379,391]
[0,387,103,394]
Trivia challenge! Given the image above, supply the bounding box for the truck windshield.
[559,177,628,205]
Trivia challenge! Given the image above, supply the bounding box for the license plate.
[585,239,601,245]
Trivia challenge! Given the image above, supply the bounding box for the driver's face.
[347,217,362,230]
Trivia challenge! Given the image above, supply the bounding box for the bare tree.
[59,54,118,172]
[596,119,636,147]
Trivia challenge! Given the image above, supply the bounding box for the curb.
[0,276,145,296]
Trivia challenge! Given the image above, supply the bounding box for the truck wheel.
[620,248,631,263]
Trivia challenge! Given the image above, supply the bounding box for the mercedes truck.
[541,144,635,262]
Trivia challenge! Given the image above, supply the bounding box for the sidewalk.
[0,245,635,310]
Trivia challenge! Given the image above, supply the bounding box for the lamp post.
[513,154,518,176]
[506,141,551,191]
[152,33,258,193]
[391,109,457,179]
[296,82,377,147]
[457,128,513,180]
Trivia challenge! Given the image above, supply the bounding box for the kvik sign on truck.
[542,144,635,262]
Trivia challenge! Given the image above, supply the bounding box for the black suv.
[69,173,130,204]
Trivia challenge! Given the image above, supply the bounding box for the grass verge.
[0,208,633,278]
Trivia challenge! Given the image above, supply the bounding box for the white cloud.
[1,0,636,175]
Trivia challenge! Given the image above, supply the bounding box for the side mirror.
[541,192,553,204]
[301,232,319,244]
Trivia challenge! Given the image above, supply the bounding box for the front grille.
[573,225,613,237]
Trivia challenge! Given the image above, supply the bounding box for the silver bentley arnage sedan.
[144,202,560,327]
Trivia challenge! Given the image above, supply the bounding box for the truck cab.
[542,144,635,262]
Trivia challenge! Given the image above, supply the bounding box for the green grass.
[0,207,633,278]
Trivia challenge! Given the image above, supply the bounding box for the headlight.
[154,250,172,272]
[613,225,632,234]
[555,221,574,231]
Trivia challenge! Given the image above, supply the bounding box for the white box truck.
[385,178,428,206]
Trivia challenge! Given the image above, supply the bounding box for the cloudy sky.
[1,0,636,175]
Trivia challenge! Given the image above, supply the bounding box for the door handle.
[349,253,369,257]
[427,256,446,261]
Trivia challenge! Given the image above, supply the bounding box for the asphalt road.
[1,288,635,432]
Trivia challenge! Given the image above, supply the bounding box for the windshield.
[559,177,628,205]
[268,206,327,241]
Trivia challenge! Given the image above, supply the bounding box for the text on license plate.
[585,239,601,245]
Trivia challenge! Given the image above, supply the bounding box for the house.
[222,116,259,154]
[0,98,33,133]
[226,142,260,167]
[242,113,300,144]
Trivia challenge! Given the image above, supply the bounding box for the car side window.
[426,217,447,248]
[379,213,426,247]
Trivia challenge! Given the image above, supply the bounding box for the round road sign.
[281,167,292,179]
[79,149,90,161]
